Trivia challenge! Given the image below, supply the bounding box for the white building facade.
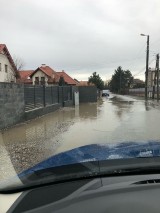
[0,44,16,83]
[29,65,59,86]
[32,70,49,86]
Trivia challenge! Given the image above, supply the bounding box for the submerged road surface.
[1,94,160,179]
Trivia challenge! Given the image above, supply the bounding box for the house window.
[41,77,45,85]
[0,63,1,71]
[35,77,39,85]
[5,64,8,73]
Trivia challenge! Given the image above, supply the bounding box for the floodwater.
[1,94,160,180]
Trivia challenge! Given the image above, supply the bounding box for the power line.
[134,42,146,58]
[133,58,155,77]
[133,67,146,77]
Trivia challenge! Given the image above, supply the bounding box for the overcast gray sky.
[1,0,160,81]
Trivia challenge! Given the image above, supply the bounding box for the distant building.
[74,78,80,84]
[132,78,145,88]
[18,65,77,86]
[148,68,160,87]
[0,44,17,83]
[18,70,34,84]
[56,70,77,86]
[148,68,155,87]
[77,81,95,86]
[29,65,59,85]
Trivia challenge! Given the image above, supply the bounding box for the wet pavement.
[1,94,160,180]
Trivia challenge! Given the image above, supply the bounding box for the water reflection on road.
[1,94,160,178]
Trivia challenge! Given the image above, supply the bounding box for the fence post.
[62,86,64,106]
[24,85,26,110]
[34,85,36,107]
[70,86,72,100]
[57,86,59,103]
[51,86,53,104]
[43,85,46,107]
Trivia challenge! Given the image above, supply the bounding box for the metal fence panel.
[24,85,72,111]
[63,86,72,101]
[129,87,153,93]
[78,86,97,103]
[52,86,59,104]
[24,86,35,111]
[45,87,52,106]
[58,87,63,104]
[35,86,44,108]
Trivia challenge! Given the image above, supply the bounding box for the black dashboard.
[7,174,160,213]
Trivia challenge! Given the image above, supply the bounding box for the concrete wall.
[129,87,153,97]
[0,84,75,130]
[25,103,60,121]
[0,83,25,129]
[78,86,97,103]
[0,84,98,130]
[0,52,16,82]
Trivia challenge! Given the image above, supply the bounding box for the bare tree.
[13,55,25,71]
[12,55,25,79]
[5,55,25,82]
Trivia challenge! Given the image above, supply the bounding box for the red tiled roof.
[0,44,17,73]
[18,66,77,85]
[30,66,59,83]
[78,81,95,86]
[19,70,34,78]
[56,71,77,85]
[18,70,33,83]
[0,44,5,53]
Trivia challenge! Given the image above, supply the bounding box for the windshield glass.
[1,0,160,192]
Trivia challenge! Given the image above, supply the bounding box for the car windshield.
[1,0,160,192]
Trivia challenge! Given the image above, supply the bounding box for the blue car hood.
[19,141,160,178]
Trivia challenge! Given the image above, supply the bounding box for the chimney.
[41,64,46,67]
[62,70,64,72]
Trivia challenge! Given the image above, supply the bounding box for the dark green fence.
[24,85,72,111]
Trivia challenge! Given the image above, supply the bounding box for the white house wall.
[0,52,16,82]
[32,70,48,85]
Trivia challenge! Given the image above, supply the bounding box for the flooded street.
[1,94,160,180]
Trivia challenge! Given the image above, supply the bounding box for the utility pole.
[145,35,149,100]
[157,54,159,101]
[152,67,157,99]
[141,34,150,100]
